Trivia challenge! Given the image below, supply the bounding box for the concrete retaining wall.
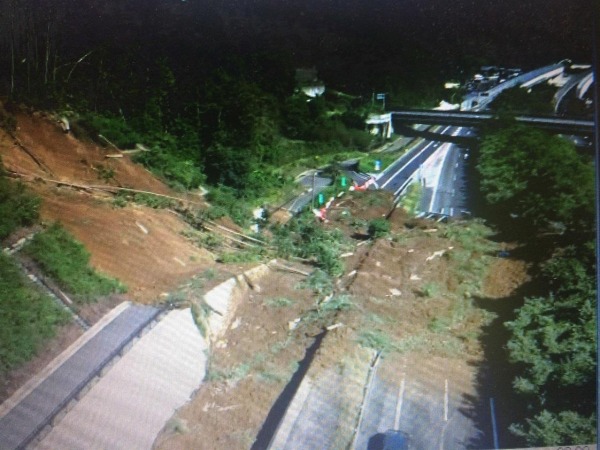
[196,263,271,345]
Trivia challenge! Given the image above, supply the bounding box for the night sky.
[2,0,595,93]
[64,1,593,56]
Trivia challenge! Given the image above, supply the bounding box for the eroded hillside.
[1,108,215,303]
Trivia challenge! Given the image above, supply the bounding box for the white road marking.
[381,126,452,189]
[394,374,406,429]
[490,397,499,449]
[427,127,462,212]
[444,379,449,421]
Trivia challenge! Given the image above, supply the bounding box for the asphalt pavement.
[0,303,161,450]
[377,126,454,197]
[355,357,487,450]
[418,128,471,217]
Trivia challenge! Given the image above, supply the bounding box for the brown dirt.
[154,266,317,450]
[0,110,216,402]
[1,110,531,447]
[1,110,215,304]
[154,192,531,449]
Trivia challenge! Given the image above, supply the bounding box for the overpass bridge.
[391,110,594,136]
[461,62,567,111]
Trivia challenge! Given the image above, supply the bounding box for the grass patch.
[24,223,126,303]
[357,329,397,354]
[398,181,423,215]
[358,151,404,174]
[420,282,441,298]
[264,297,294,308]
[443,219,497,254]
[217,246,265,264]
[0,172,40,240]
[206,363,251,382]
[0,253,71,375]
[296,269,334,296]
[320,294,353,312]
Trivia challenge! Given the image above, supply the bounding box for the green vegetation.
[489,84,556,115]
[24,223,126,302]
[264,297,294,308]
[272,214,351,277]
[0,252,70,375]
[397,182,423,215]
[505,245,596,442]
[510,410,596,446]
[367,218,391,239]
[0,164,41,240]
[477,124,594,232]
[477,123,596,445]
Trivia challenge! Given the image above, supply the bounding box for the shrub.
[0,171,40,239]
[368,218,390,238]
[75,113,142,148]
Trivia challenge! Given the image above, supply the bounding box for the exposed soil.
[1,109,531,448]
[0,109,216,402]
[154,192,531,449]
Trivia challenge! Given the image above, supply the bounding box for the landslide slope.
[1,108,214,303]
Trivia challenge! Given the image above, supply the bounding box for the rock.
[426,250,446,261]
[389,288,402,296]
[288,318,301,330]
[230,318,241,330]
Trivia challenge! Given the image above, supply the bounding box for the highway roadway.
[377,126,454,197]
[418,128,471,218]
[377,126,472,219]
[355,356,488,450]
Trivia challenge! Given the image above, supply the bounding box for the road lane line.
[490,397,499,449]
[380,125,452,189]
[444,379,449,421]
[394,374,406,429]
[427,127,463,212]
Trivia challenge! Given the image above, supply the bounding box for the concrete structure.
[461,62,567,111]
[0,303,161,450]
[35,308,207,450]
[366,113,394,139]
